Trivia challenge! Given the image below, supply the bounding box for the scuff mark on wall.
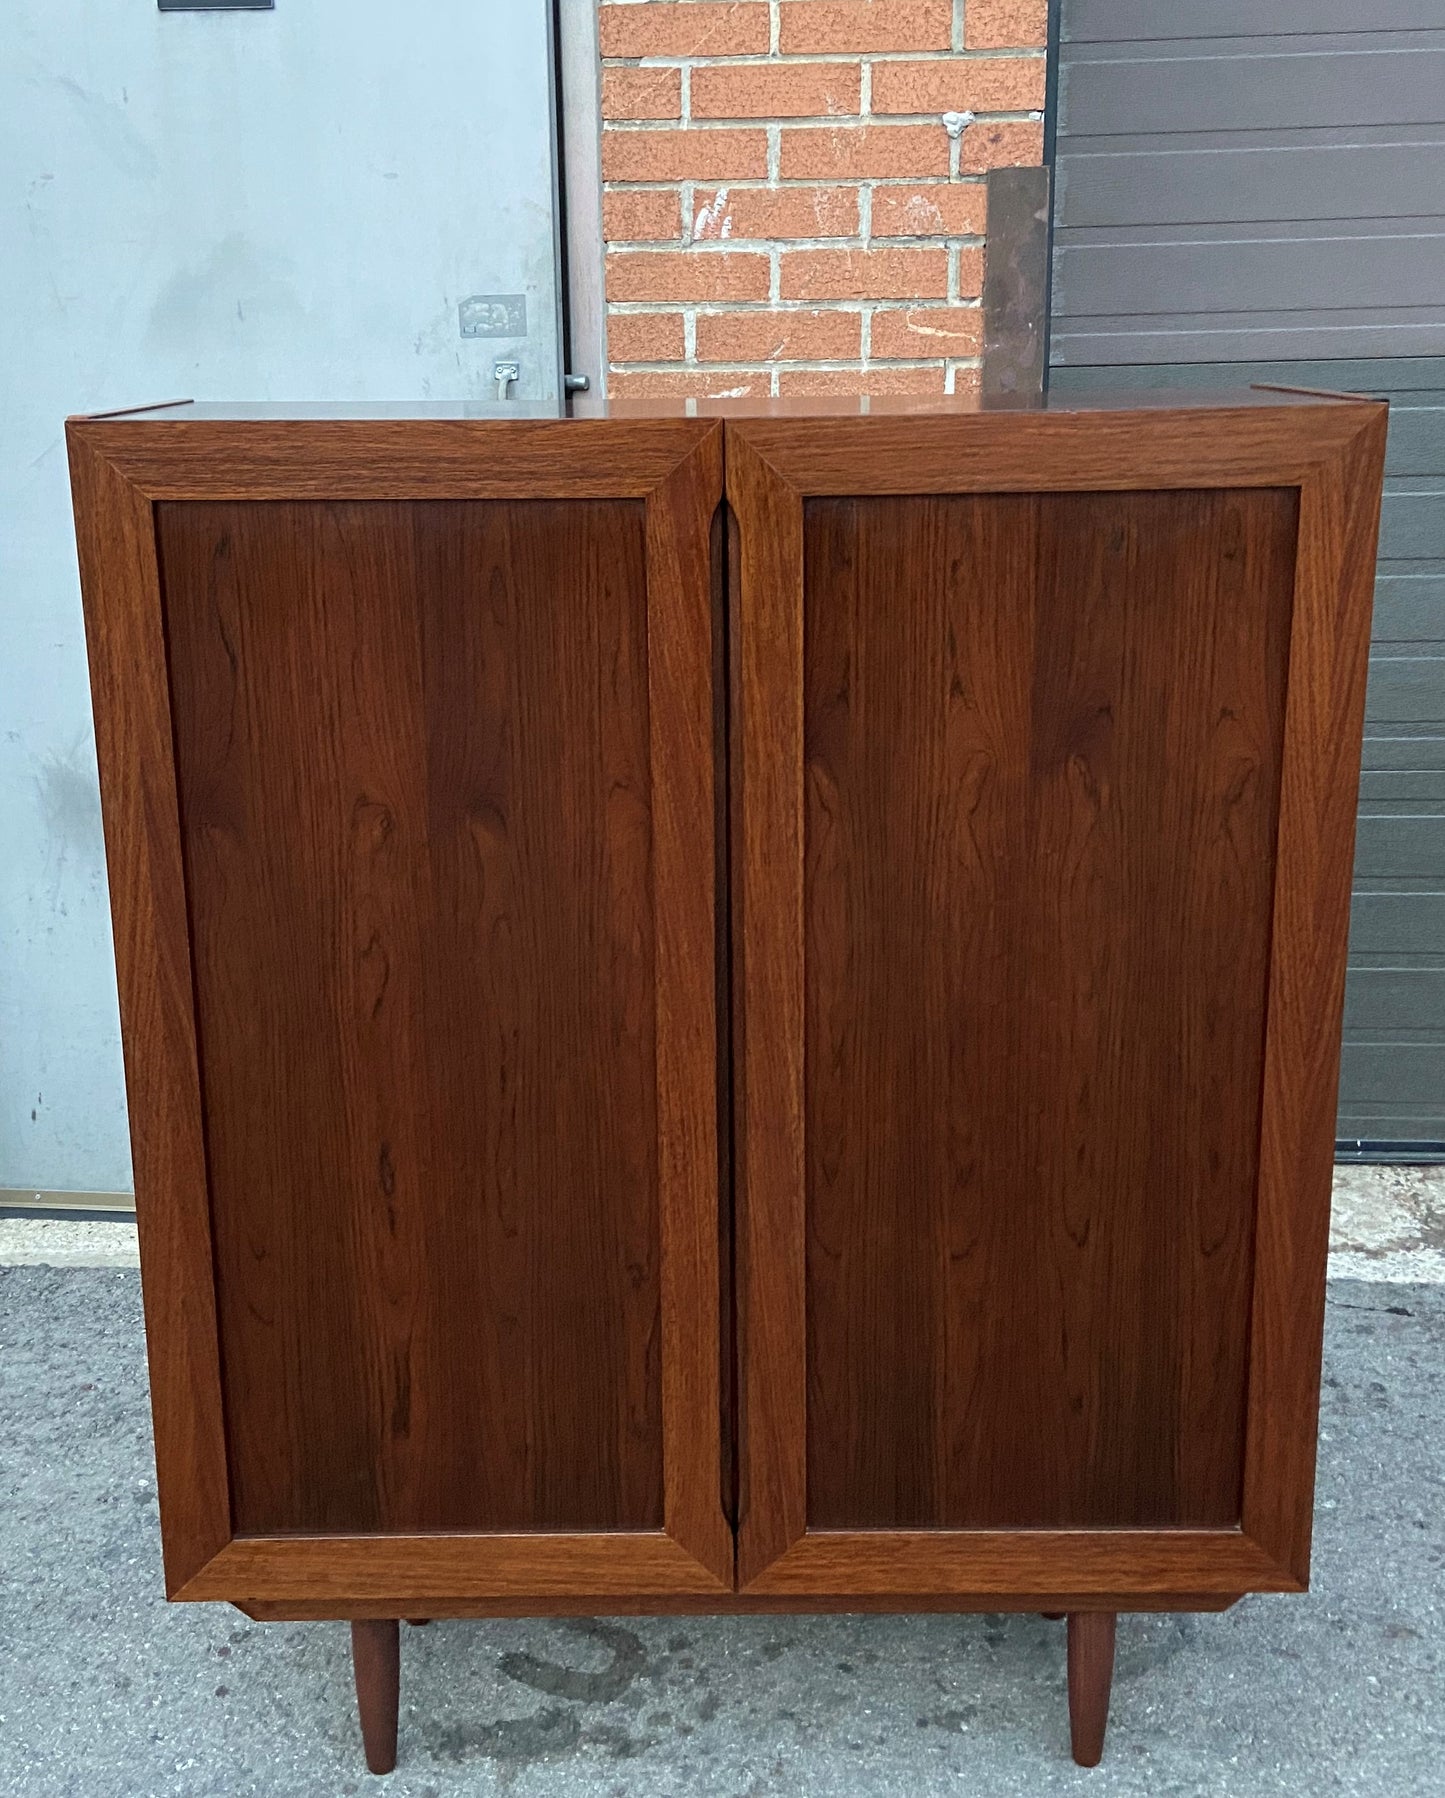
[48,74,159,180]
[34,741,105,909]
[144,234,305,350]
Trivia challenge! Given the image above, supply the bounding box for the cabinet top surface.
[68,387,1378,426]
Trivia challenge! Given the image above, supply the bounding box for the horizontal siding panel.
[1055,230,1445,321]
[1060,45,1445,136]
[1372,573,1445,641]
[1066,2,1445,41]
[1056,139,1445,230]
[1337,1110,1445,1139]
[1349,893,1445,954]
[1381,403,1445,474]
[1380,485,1445,558]
[1365,655,1445,722]
[1052,315,1445,365]
[1344,969,1445,1031]
[1354,813,1445,878]
[1337,1107,1445,1136]
[1338,1044,1445,1107]
[1336,1114,1445,1138]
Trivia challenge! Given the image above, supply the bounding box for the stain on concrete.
[497,1619,647,1705]
[435,1704,580,1764]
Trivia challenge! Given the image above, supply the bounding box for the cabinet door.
[70,417,731,1605]
[726,404,1385,1599]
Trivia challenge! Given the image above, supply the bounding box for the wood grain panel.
[178,1524,1284,1604]
[726,432,809,1586]
[158,497,664,1536]
[1243,410,1388,1581]
[802,488,1298,1529]
[79,417,720,501]
[67,439,231,1595]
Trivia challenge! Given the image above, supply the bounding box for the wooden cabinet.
[68,394,1386,1771]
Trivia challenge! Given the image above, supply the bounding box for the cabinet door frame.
[726,401,1387,1598]
[68,414,732,1605]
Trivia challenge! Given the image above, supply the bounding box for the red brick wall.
[599,0,1048,399]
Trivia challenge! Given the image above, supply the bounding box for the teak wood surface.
[69,416,732,1603]
[725,401,1385,1598]
[68,399,1385,1615]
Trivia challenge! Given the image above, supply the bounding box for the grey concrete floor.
[1,1268,1442,1798]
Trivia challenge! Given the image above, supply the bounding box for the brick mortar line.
[607,300,984,312]
[606,243,982,255]
[604,52,1046,68]
[679,238,988,250]
[601,111,1042,127]
[608,359,982,373]
[603,177,991,188]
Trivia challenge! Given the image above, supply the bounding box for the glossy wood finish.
[726,402,1387,1595]
[162,496,662,1536]
[67,436,230,1595]
[1066,1612,1116,1768]
[802,488,1295,1531]
[68,416,731,1598]
[1243,411,1390,1585]
[69,400,1385,1631]
[351,1620,399,1775]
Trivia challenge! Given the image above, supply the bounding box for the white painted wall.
[0,0,563,1195]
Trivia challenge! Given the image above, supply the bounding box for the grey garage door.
[1048,1,1445,1148]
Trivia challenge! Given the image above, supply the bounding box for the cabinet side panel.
[157,497,663,1535]
[802,487,1297,1529]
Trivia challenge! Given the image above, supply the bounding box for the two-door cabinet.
[67,392,1387,1772]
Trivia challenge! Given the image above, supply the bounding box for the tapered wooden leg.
[351,1620,400,1774]
[1066,1612,1116,1767]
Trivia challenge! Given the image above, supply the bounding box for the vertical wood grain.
[159,497,665,1535]
[727,433,809,1586]
[67,437,232,1595]
[801,488,1297,1529]
[1243,408,1388,1582]
[647,425,734,1584]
